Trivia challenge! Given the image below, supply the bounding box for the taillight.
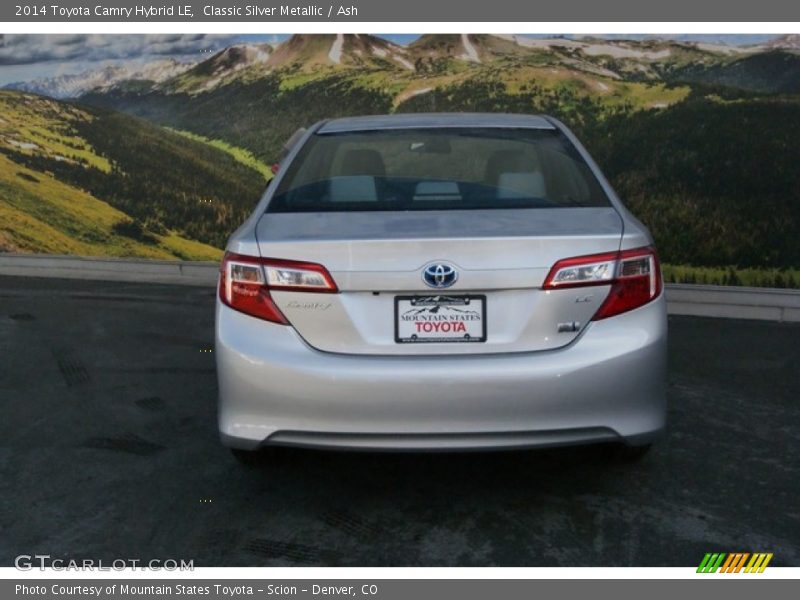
[542,246,662,320]
[219,252,338,323]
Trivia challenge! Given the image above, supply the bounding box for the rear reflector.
[219,252,337,323]
[543,246,662,320]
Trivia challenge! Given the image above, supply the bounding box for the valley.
[3,34,799,286]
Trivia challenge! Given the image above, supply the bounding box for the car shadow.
[233,442,644,496]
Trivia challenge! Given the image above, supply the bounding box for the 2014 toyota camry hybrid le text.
[215,113,667,462]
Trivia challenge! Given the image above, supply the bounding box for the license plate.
[395,295,486,343]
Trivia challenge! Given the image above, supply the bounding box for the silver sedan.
[216,113,667,461]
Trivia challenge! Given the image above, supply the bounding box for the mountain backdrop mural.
[1,33,799,286]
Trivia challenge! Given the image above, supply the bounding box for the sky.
[0,33,781,86]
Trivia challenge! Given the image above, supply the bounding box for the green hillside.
[590,93,800,271]
[84,72,397,165]
[0,90,266,256]
[0,153,220,259]
[6,35,800,286]
[662,51,800,94]
[83,47,691,165]
[166,128,274,180]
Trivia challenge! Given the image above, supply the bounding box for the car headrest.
[484,150,531,185]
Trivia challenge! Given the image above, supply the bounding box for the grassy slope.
[0,90,241,259]
[662,263,800,288]
[167,128,273,180]
[0,154,220,259]
[0,92,110,171]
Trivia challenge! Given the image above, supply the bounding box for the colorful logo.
[697,553,773,573]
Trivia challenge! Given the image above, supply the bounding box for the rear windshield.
[267,127,610,213]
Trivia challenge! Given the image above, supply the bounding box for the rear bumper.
[216,294,667,451]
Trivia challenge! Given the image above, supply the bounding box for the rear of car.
[216,113,666,454]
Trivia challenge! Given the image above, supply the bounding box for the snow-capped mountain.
[160,43,274,92]
[766,34,800,50]
[266,34,412,70]
[7,33,800,101]
[4,58,195,98]
[161,35,415,93]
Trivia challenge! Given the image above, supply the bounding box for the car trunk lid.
[256,208,623,355]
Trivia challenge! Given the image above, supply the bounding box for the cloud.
[0,34,241,66]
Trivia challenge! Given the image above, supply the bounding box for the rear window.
[267,127,610,213]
